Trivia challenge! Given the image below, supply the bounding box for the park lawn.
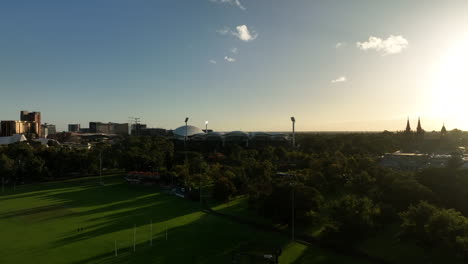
[0,175,370,264]
[211,196,277,226]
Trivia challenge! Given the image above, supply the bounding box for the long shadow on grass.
[70,212,290,264]
[0,175,123,202]
[41,182,161,209]
[0,183,138,219]
[0,204,71,220]
[47,185,204,247]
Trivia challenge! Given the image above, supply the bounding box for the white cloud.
[335,42,345,48]
[224,56,236,62]
[331,76,347,83]
[209,59,217,64]
[234,25,257,42]
[210,0,246,10]
[217,25,258,42]
[356,35,408,55]
[216,27,230,35]
[231,47,238,54]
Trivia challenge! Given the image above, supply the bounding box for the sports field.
[0,175,369,264]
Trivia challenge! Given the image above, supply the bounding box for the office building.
[20,111,41,137]
[89,122,129,135]
[68,124,81,133]
[41,123,57,137]
[1,120,36,138]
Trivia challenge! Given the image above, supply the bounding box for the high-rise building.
[1,120,35,137]
[47,124,57,135]
[20,111,41,137]
[41,123,56,137]
[68,124,81,133]
[89,122,129,135]
[20,111,41,123]
[0,111,43,139]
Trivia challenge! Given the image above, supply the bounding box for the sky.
[1,0,468,132]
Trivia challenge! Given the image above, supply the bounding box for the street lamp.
[99,150,103,185]
[184,117,189,147]
[205,121,209,133]
[290,181,296,241]
[290,117,296,148]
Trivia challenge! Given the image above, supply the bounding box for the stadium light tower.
[290,117,296,148]
[184,117,189,147]
[205,121,209,133]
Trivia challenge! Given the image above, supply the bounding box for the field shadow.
[50,193,199,247]
[69,212,290,264]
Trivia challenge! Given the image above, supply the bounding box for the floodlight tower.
[290,181,296,241]
[184,117,189,147]
[205,121,209,133]
[290,117,296,148]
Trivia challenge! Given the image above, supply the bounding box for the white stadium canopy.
[172,125,204,138]
[0,134,27,145]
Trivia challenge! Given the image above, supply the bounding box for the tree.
[321,195,380,241]
[399,201,439,244]
[0,154,14,188]
[400,201,468,256]
[213,176,236,201]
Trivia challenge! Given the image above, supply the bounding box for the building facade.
[68,124,81,133]
[20,111,41,137]
[41,123,57,137]
[1,120,36,137]
[131,123,147,136]
[89,122,129,135]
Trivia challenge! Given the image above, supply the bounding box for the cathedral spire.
[441,123,447,135]
[405,116,411,133]
[417,116,424,134]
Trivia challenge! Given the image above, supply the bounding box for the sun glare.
[431,37,468,127]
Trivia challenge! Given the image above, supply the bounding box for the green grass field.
[0,175,370,264]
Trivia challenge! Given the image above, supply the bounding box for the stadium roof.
[0,134,27,145]
[173,125,204,137]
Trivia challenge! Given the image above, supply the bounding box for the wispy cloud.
[216,27,230,35]
[231,47,238,54]
[335,42,346,48]
[217,25,257,42]
[224,56,236,62]
[209,59,217,64]
[331,76,347,83]
[357,35,408,55]
[209,0,246,10]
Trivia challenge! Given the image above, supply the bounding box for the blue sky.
[1,0,468,132]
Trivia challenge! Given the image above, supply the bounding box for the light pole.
[99,150,103,185]
[290,182,296,241]
[184,117,189,147]
[290,117,296,148]
[205,121,209,133]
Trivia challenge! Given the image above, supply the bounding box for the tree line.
[2,131,468,259]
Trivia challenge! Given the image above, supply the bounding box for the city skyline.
[1,0,468,131]
[0,110,451,134]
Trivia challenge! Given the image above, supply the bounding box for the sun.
[430,37,468,128]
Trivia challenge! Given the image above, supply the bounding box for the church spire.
[405,116,411,133]
[417,117,424,134]
[441,123,447,135]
